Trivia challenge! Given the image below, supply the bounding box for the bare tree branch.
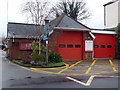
[53,0,91,21]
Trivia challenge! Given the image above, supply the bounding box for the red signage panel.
[19,42,32,50]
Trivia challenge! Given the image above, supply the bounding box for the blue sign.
[43,37,48,40]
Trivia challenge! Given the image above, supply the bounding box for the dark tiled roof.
[7,22,44,38]
[48,13,90,31]
[8,14,90,39]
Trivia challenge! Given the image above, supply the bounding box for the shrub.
[48,53,62,63]
[22,55,32,64]
[31,53,46,64]
[30,41,46,65]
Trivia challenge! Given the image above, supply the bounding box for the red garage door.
[94,34,115,58]
[57,31,83,60]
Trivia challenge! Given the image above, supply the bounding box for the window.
[59,44,65,48]
[107,45,112,48]
[75,45,81,48]
[94,45,99,48]
[67,44,73,48]
[101,45,105,48]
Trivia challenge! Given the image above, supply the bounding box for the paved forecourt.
[30,59,120,76]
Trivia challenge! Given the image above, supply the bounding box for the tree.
[22,0,54,25]
[21,0,54,54]
[52,0,91,20]
[115,23,120,59]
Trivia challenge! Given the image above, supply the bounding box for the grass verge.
[12,60,65,68]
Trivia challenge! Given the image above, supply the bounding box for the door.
[57,31,83,60]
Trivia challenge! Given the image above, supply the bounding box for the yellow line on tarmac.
[85,60,96,74]
[57,63,69,74]
[8,60,35,72]
[69,60,82,68]
[57,60,82,74]
[30,68,57,74]
[85,67,92,74]
[109,59,117,71]
[90,60,96,66]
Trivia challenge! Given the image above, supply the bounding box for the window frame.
[94,45,99,48]
[101,45,105,48]
[107,45,112,48]
[67,44,73,48]
[75,44,81,48]
[59,44,66,48]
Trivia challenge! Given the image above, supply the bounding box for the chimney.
[45,20,49,24]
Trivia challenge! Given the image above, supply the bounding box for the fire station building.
[47,14,116,60]
[7,13,116,61]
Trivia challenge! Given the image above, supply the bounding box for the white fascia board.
[48,30,54,36]
[54,27,90,31]
[89,32,95,39]
[91,30,116,34]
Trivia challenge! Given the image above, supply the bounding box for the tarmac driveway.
[30,59,120,76]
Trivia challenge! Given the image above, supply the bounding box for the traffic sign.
[43,37,48,40]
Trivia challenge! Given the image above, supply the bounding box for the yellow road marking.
[8,59,120,76]
[31,68,57,74]
[90,60,96,66]
[109,59,117,71]
[57,63,69,74]
[8,60,38,72]
[57,60,82,74]
[85,60,96,74]
[69,60,82,68]
[85,67,92,74]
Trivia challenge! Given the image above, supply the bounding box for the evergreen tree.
[115,23,120,59]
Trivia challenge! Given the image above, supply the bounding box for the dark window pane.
[67,44,73,48]
[101,45,105,48]
[94,45,99,48]
[107,45,112,48]
[75,45,81,48]
[59,44,65,48]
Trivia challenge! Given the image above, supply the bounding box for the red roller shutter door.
[94,34,115,58]
[57,31,83,60]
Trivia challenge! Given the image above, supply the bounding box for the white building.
[104,0,120,30]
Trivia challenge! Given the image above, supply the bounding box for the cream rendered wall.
[118,1,120,24]
[104,1,118,29]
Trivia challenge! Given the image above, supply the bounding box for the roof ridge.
[55,13,66,27]
[55,13,90,29]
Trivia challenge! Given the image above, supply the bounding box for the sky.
[0,0,111,37]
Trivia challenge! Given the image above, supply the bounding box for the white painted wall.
[104,1,119,29]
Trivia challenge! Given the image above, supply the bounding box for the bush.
[31,53,46,64]
[30,41,46,65]
[115,23,120,59]
[48,53,62,63]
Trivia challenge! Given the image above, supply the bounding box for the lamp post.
[44,20,49,64]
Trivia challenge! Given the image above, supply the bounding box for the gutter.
[54,27,90,31]
[91,30,116,34]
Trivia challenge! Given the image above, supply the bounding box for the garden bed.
[12,60,65,68]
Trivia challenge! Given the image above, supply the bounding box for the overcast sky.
[0,0,111,37]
